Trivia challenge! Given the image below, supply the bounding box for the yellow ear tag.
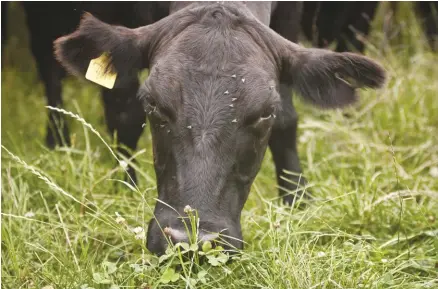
[85,53,117,89]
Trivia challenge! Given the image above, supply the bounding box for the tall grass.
[2,2,437,288]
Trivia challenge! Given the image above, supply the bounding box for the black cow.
[2,1,169,182]
[54,1,386,255]
[1,2,8,59]
[302,2,438,52]
[413,1,438,51]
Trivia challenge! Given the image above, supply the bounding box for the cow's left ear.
[54,7,196,86]
[54,13,151,81]
[279,45,387,108]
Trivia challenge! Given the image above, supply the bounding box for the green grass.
[2,2,438,289]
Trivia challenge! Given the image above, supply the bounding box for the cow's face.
[139,21,282,254]
[54,2,385,255]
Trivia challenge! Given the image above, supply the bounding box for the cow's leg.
[101,81,146,185]
[22,3,74,148]
[268,85,308,205]
[301,2,320,45]
[31,51,70,148]
[314,2,350,49]
[41,59,70,148]
[26,35,70,148]
[269,3,309,205]
[416,1,438,51]
[1,1,9,66]
[336,2,379,53]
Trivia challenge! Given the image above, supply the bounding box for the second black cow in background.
[302,1,438,52]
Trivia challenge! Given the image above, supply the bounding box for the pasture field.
[1,2,437,289]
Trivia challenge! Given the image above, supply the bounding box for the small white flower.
[224,90,230,95]
[187,125,192,129]
[115,212,126,224]
[132,226,144,234]
[241,78,245,83]
[24,211,35,218]
[135,231,146,240]
[317,251,326,258]
[381,258,388,263]
[232,98,237,102]
[231,119,237,123]
[115,216,126,224]
[223,267,232,275]
[119,160,128,169]
[231,74,236,78]
[429,167,438,178]
[184,205,193,213]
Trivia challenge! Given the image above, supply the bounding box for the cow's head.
[54,3,385,255]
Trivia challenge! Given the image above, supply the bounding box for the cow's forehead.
[144,12,279,110]
[148,36,276,87]
[148,59,275,99]
[150,7,276,70]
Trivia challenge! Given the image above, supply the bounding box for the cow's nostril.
[163,227,190,244]
[147,217,243,256]
[163,227,222,248]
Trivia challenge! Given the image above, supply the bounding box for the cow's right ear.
[278,46,387,109]
[54,13,153,82]
[243,12,386,109]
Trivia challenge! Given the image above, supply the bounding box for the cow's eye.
[144,98,158,114]
[259,106,275,122]
[245,106,276,127]
[260,111,273,121]
[145,99,173,124]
